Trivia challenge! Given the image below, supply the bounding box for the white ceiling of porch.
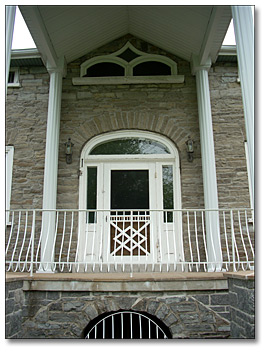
[19,5,232,65]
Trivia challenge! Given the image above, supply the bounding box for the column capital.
[190,55,212,76]
[46,56,67,77]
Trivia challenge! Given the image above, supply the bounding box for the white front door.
[104,162,156,264]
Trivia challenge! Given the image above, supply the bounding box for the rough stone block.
[170,302,197,313]
[179,312,200,324]
[210,293,229,306]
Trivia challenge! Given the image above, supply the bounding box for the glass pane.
[133,61,171,76]
[163,166,174,222]
[87,167,97,223]
[111,170,149,210]
[84,62,125,77]
[90,138,170,155]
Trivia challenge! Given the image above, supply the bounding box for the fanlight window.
[80,42,178,78]
[89,138,171,155]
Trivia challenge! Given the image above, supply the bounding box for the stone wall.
[6,66,49,209]
[209,63,250,208]
[6,275,256,339]
[227,275,255,338]
[20,288,230,339]
[5,280,24,338]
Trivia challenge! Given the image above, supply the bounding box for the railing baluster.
[30,210,35,276]
[194,211,200,272]
[244,209,254,263]
[187,211,193,271]
[10,211,21,272]
[18,211,28,272]
[238,210,249,270]
[58,211,66,272]
[165,211,170,271]
[201,211,208,272]
[223,210,230,271]
[67,211,74,272]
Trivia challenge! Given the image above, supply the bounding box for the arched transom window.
[73,42,184,85]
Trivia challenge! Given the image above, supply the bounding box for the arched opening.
[84,310,172,339]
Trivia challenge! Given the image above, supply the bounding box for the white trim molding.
[6,6,16,88]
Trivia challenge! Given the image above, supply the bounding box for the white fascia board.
[199,6,232,65]
[19,5,58,68]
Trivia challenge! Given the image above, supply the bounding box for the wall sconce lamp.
[185,136,194,162]
[65,138,74,164]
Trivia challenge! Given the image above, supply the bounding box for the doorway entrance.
[78,131,183,269]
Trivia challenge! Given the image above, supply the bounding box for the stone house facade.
[5,5,254,339]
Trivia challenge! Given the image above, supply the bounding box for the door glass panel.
[111,170,149,210]
[87,167,97,223]
[89,138,170,155]
[162,165,174,222]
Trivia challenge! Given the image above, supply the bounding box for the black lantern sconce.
[185,136,194,162]
[65,138,74,164]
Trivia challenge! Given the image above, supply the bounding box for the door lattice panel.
[110,214,150,256]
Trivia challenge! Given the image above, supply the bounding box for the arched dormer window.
[73,42,184,85]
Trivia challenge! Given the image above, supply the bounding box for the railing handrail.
[5,207,254,212]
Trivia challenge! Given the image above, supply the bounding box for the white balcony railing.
[5,209,254,274]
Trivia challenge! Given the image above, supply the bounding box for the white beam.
[19,5,58,68]
[232,6,254,209]
[199,6,231,65]
[6,6,16,88]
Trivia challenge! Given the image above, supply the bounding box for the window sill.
[72,75,185,86]
[7,83,21,88]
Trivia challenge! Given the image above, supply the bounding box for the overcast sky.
[12,6,242,50]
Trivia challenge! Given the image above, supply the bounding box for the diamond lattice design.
[110,214,150,256]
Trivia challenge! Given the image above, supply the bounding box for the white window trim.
[6,146,14,225]
[7,67,21,87]
[74,41,184,85]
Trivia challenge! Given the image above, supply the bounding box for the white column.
[191,56,222,271]
[40,57,66,272]
[232,6,254,209]
[6,6,16,88]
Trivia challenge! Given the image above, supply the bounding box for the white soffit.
[19,5,231,65]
